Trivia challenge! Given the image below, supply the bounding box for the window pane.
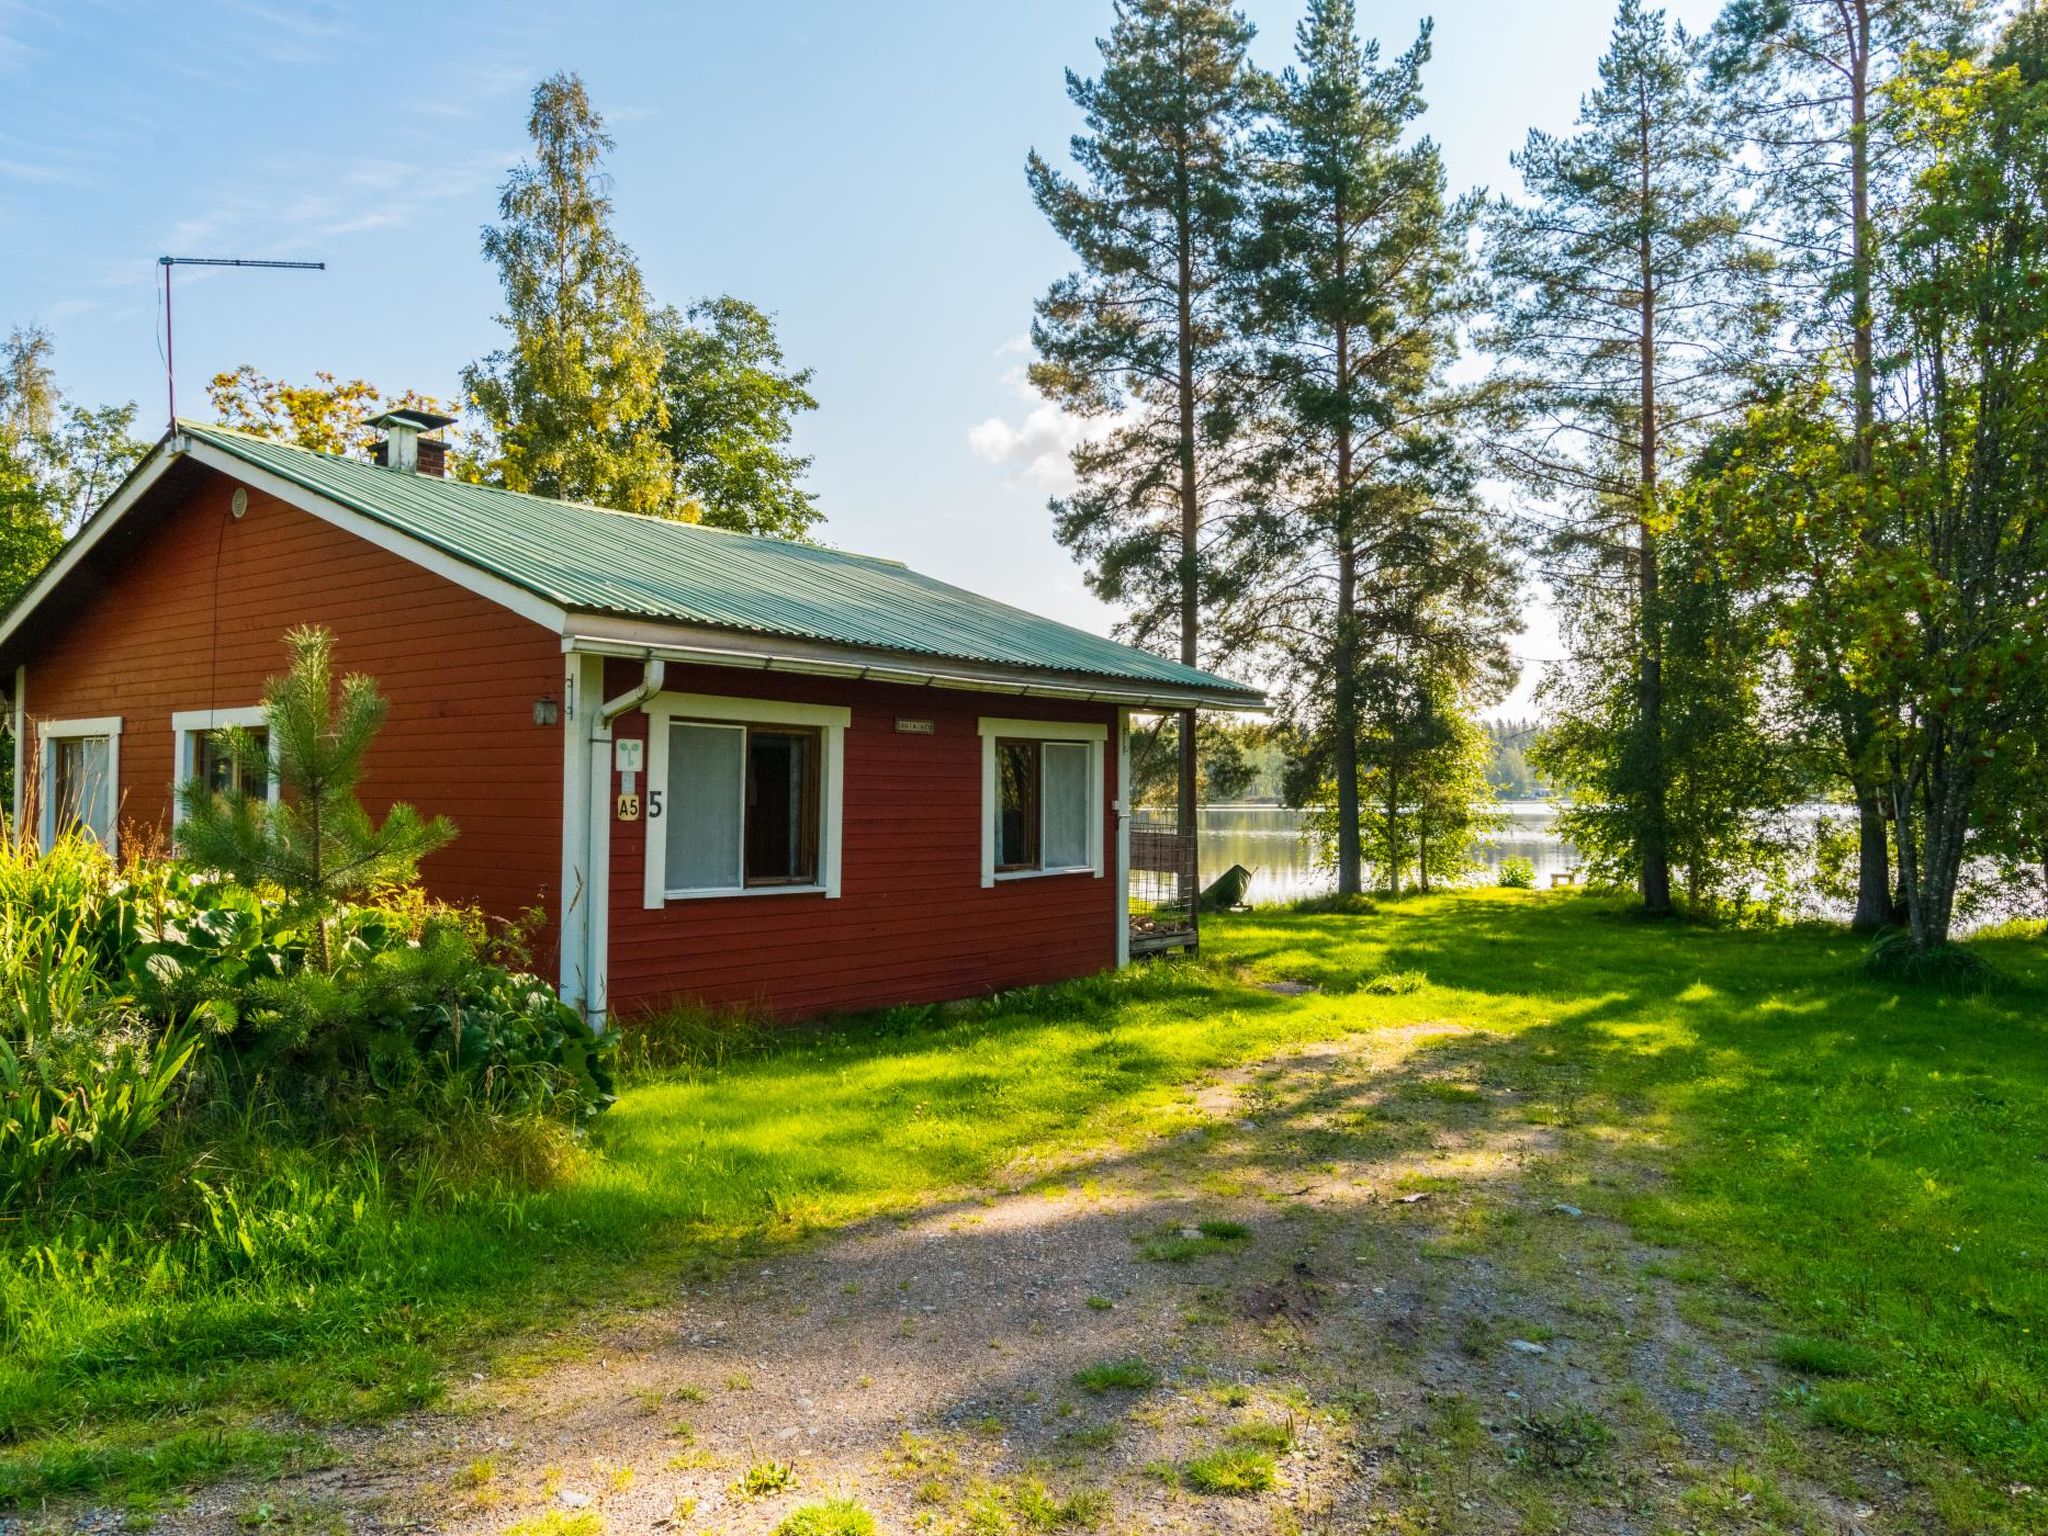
[54,735,111,845]
[196,728,270,799]
[745,729,817,885]
[667,723,745,891]
[243,729,271,799]
[997,740,1040,869]
[1042,742,1091,869]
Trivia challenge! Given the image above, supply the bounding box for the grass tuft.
[1774,1335,1879,1379]
[731,1458,798,1498]
[771,1499,876,1536]
[1071,1357,1159,1394]
[1182,1445,1277,1495]
[1862,928,1992,991]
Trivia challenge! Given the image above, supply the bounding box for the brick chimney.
[368,408,457,477]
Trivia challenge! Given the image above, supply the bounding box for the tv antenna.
[158,255,327,428]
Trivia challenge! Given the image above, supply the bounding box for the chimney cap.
[366,407,457,433]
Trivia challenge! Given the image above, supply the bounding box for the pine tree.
[651,297,820,538]
[1483,0,1767,916]
[1235,0,1494,896]
[177,627,455,970]
[1028,0,1262,864]
[1706,0,1982,929]
[461,73,670,515]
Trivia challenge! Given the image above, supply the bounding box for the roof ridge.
[177,419,912,570]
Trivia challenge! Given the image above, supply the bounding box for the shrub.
[1512,1407,1611,1472]
[0,841,201,1206]
[130,873,613,1121]
[1497,856,1536,889]
[1861,928,1990,992]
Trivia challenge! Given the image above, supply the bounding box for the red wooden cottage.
[0,414,1260,1023]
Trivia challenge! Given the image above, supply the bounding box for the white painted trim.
[642,691,850,908]
[0,449,178,657]
[170,706,280,825]
[180,440,570,633]
[977,717,1108,888]
[10,666,23,837]
[563,622,1267,713]
[1115,708,1131,967]
[976,718,1111,744]
[40,715,123,737]
[559,652,603,1015]
[38,715,122,856]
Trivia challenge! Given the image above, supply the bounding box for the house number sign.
[615,738,645,821]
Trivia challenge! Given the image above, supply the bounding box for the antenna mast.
[158,256,327,429]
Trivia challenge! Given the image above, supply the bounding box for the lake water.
[1196,801,1576,906]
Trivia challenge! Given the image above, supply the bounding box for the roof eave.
[562,620,1267,713]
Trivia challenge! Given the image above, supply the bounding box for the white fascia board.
[561,620,1265,713]
[0,447,178,656]
[179,440,569,633]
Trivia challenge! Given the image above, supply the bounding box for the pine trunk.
[1636,94,1672,917]
[1175,159,1202,939]
[1332,288,1363,898]
[1844,2,1894,932]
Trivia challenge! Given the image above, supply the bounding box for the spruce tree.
[177,627,455,970]
[1027,0,1261,870]
[1483,0,1766,916]
[461,73,670,515]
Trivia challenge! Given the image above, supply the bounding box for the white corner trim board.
[640,692,850,909]
[977,716,1109,888]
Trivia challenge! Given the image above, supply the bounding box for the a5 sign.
[613,738,660,821]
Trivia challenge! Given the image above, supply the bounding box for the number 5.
[648,789,663,819]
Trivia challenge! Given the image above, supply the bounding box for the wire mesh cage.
[1129,804,1198,955]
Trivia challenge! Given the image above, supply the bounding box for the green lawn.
[4,890,2046,1514]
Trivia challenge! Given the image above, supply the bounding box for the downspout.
[583,652,665,1032]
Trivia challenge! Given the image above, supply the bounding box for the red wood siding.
[603,659,1119,1019]
[19,466,566,958]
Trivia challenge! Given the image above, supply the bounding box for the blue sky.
[0,0,1720,712]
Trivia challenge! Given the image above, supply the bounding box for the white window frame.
[978,717,1107,888]
[171,707,282,826]
[39,715,122,856]
[642,692,849,907]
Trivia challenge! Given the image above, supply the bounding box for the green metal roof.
[176,422,1261,706]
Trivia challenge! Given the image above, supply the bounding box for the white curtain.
[668,723,745,891]
[1042,741,1091,870]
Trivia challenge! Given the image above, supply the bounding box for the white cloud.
[967,343,1133,495]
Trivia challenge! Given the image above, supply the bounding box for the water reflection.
[1195,802,1578,906]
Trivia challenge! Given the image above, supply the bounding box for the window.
[39,717,121,853]
[979,718,1107,886]
[172,708,278,825]
[641,694,848,905]
[664,721,820,892]
[196,727,271,798]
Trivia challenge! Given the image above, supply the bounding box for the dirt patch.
[118,1021,1939,1535]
